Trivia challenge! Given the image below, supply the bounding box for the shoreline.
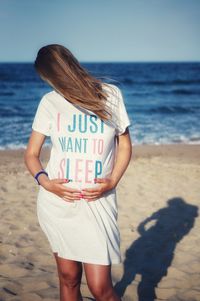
[0,143,200,165]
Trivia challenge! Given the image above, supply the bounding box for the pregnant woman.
[24,44,132,301]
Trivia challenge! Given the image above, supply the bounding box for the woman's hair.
[34,44,116,121]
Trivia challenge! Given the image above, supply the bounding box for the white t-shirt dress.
[32,83,131,265]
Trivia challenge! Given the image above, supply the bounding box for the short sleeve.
[115,86,132,135]
[32,95,52,136]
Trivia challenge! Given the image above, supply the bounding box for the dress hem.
[52,250,122,265]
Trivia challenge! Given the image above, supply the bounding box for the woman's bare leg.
[83,262,121,301]
[53,252,83,301]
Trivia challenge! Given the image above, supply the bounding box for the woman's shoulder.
[102,83,121,107]
[38,90,61,106]
[43,89,57,100]
[102,82,119,92]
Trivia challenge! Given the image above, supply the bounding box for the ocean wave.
[0,107,33,118]
[167,88,200,95]
[132,136,200,145]
[0,140,51,150]
[170,79,200,85]
[130,88,200,96]
[122,78,200,86]
[129,91,151,96]
[149,105,200,114]
[0,91,15,96]
[145,79,200,85]
[1,137,200,150]
[122,78,135,84]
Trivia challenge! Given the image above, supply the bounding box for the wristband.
[34,170,49,185]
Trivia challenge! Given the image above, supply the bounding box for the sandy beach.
[0,144,200,301]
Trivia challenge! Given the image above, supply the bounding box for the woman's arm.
[110,127,132,188]
[24,130,82,201]
[24,130,51,187]
[81,127,132,200]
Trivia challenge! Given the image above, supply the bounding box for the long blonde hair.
[34,44,117,121]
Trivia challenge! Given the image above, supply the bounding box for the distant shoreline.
[1,144,200,166]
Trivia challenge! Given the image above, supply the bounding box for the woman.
[24,44,132,301]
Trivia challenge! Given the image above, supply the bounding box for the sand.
[0,144,200,301]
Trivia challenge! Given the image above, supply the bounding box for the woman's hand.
[81,177,116,202]
[42,178,82,202]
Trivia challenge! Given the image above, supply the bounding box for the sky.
[0,0,200,62]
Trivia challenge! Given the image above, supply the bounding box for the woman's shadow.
[114,197,198,301]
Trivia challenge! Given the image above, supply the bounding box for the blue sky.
[0,0,199,62]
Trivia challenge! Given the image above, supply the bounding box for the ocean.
[0,62,200,149]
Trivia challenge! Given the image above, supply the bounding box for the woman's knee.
[87,281,114,300]
[59,269,82,288]
[54,254,82,288]
[84,262,114,299]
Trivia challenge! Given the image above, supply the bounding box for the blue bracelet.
[34,170,49,185]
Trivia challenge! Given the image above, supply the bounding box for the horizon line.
[0,60,200,64]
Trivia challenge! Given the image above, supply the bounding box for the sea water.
[0,62,200,149]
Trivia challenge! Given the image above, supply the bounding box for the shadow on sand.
[114,197,198,301]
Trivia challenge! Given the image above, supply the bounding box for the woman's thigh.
[83,263,114,295]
